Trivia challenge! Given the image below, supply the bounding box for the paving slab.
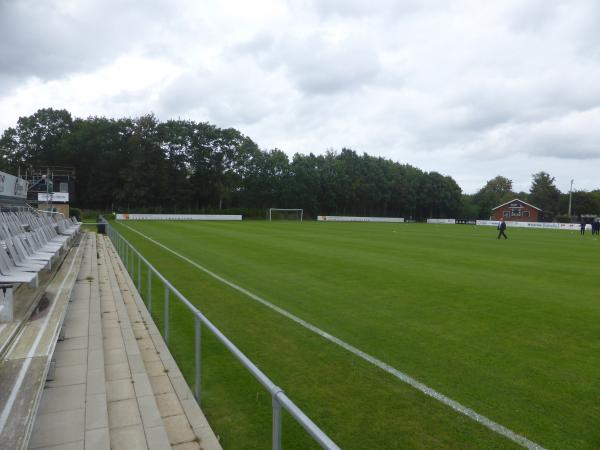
[109,424,147,450]
[54,348,88,367]
[108,398,142,429]
[106,378,136,403]
[28,408,85,448]
[85,393,109,431]
[84,427,110,450]
[38,383,86,414]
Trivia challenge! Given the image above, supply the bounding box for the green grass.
[112,221,600,449]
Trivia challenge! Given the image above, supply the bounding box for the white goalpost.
[268,208,303,222]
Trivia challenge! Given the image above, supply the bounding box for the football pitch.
[112,220,600,449]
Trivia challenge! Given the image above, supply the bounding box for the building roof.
[491,198,542,211]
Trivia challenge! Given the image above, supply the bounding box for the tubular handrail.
[105,221,341,450]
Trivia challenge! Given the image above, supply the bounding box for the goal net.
[268,208,303,222]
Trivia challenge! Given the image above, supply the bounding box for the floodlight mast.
[568,179,574,218]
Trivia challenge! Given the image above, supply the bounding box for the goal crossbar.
[268,208,303,222]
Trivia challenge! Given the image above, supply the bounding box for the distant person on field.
[580,220,586,235]
[497,218,508,240]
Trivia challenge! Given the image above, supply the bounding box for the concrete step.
[27,232,111,450]
[97,234,171,450]
[102,235,221,450]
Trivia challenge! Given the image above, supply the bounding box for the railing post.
[195,316,202,403]
[147,267,152,311]
[272,391,283,450]
[164,286,169,345]
[137,254,141,291]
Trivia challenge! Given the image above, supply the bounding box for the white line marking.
[121,224,546,450]
[0,234,86,434]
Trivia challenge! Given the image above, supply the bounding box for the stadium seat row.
[0,212,81,286]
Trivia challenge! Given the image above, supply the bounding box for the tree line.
[466,174,600,221]
[0,108,598,220]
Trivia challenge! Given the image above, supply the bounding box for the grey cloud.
[2,0,600,193]
[299,0,445,20]
[461,108,600,163]
[522,112,600,159]
[507,0,562,33]
[156,65,281,127]
[0,0,175,89]
[234,32,381,95]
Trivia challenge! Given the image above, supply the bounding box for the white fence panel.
[317,216,404,223]
[426,219,456,224]
[116,214,242,221]
[476,220,591,230]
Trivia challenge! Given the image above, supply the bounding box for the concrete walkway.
[28,232,221,450]
[27,232,109,450]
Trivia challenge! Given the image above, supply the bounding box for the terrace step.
[96,233,172,450]
[26,232,110,450]
[101,235,222,450]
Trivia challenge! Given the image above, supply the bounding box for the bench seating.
[0,212,80,287]
[0,232,85,449]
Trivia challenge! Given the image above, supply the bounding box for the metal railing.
[105,222,340,450]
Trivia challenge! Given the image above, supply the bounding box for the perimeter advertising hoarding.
[476,220,589,231]
[116,214,242,221]
[427,219,456,224]
[317,216,404,223]
[38,192,69,202]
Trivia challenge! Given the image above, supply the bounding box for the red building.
[491,198,541,222]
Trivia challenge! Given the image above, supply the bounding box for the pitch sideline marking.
[121,223,546,450]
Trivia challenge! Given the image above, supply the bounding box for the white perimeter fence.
[476,220,592,231]
[426,219,456,224]
[116,214,242,221]
[317,216,404,223]
[421,218,591,231]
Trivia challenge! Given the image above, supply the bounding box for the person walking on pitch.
[580,220,586,235]
[497,218,508,240]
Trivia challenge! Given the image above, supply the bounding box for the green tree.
[473,175,514,219]
[529,171,561,218]
[0,108,73,171]
[0,108,472,217]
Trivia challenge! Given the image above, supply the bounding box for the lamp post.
[567,179,574,220]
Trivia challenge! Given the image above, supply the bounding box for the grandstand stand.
[0,208,220,449]
[0,210,82,448]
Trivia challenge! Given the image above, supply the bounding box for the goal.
[268,208,303,222]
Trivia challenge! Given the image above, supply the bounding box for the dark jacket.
[498,221,506,231]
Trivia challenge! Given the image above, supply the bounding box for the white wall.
[317,216,404,223]
[476,220,590,230]
[427,219,456,224]
[116,214,242,221]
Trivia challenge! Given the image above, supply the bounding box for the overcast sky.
[1,0,599,193]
